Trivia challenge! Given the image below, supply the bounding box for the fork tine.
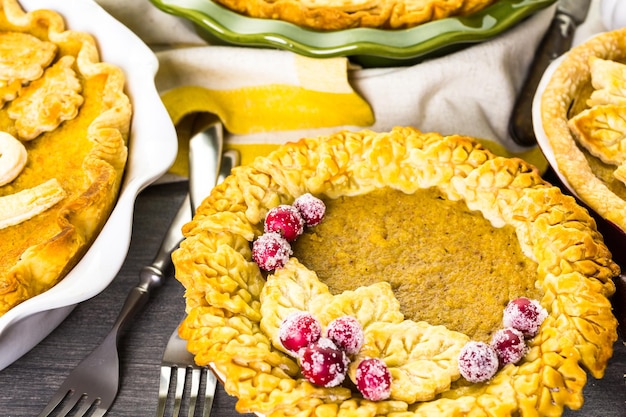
[172,366,187,417]
[157,365,172,417]
[91,407,109,417]
[157,325,220,417]
[187,367,201,417]
[43,390,81,417]
[71,398,95,416]
[37,389,69,417]
[202,371,217,417]
[39,388,113,417]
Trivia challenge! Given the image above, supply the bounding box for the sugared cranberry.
[326,316,364,356]
[298,338,349,387]
[355,358,391,401]
[458,341,499,383]
[491,327,527,366]
[251,232,292,271]
[264,205,305,241]
[293,193,326,227]
[279,311,322,355]
[503,297,547,337]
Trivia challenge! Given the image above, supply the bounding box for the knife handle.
[106,194,190,340]
[509,13,576,147]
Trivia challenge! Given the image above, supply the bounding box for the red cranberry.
[491,327,527,366]
[293,193,326,227]
[458,341,499,383]
[264,205,305,241]
[298,338,349,387]
[279,311,322,355]
[503,297,547,337]
[355,358,391,401]
[326,316,364,356]
[251,232,292,271]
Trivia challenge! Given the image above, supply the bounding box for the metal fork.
[36,121,229,417]
[157,126,239,417]
[36,193,191,417]
[156,323,217,417]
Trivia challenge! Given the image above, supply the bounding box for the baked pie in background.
[540,28,626,238]
[0,0,131,315]
[210,0,499,30]
[173,126,619,416]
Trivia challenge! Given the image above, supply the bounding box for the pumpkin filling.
[291,187,541,342]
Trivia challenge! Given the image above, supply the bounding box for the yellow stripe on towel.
[161,84,373,135]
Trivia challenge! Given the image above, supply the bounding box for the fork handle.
[109,280,154,341]
[109,194,191,339]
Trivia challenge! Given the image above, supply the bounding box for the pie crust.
[540,28,626,234]
[0,0,131,315]
[173,127,619,416]
[211,0,498,31]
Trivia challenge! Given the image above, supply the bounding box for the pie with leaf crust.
[0,0,131,315]
[540,27,626,236]
[211,0,499,31]
[173,127,619,416]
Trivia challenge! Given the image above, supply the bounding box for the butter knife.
[189,120,223,212]
[156,121,236,417]
[508,0,592,146]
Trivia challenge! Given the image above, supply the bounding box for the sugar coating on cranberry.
[251,232,292,271]
[458,341,499,383]
[264,205,305,241]
[293,193,326,227]
[503,297,547,337]
[326,316,364,356]
[355,358,391,401]
[491,327,527,366]
[298,338,349,387]
[279,311,322,355]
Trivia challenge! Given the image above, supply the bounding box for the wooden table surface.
[0,179,625,416]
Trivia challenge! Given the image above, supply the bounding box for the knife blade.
[189,120,223,213]
[508,0,592,147]
[155,121,232,417]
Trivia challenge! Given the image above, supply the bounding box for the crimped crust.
[212,0,498,30]
[0,0,130,315]
[173,127,618,416]
[540,28,626,234]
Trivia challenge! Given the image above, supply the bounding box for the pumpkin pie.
[540,28,626,238]
[0,0,131,315]
[211,0,498,31]
[173,127,619,416]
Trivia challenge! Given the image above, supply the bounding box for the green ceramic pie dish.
[149,0,556,67]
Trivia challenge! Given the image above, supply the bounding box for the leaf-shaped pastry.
[174,230,264,322]
[351,321,469,403]
[587,56,626,107]
[260,258,332,351]
[0,32,57,108]
[567,56,626,187]
[8,55,83,140]
[309,281,404,329]
[259,256,466,404]
[260,257,405,353]
[568,104,626,166]
[0,32,56,83]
